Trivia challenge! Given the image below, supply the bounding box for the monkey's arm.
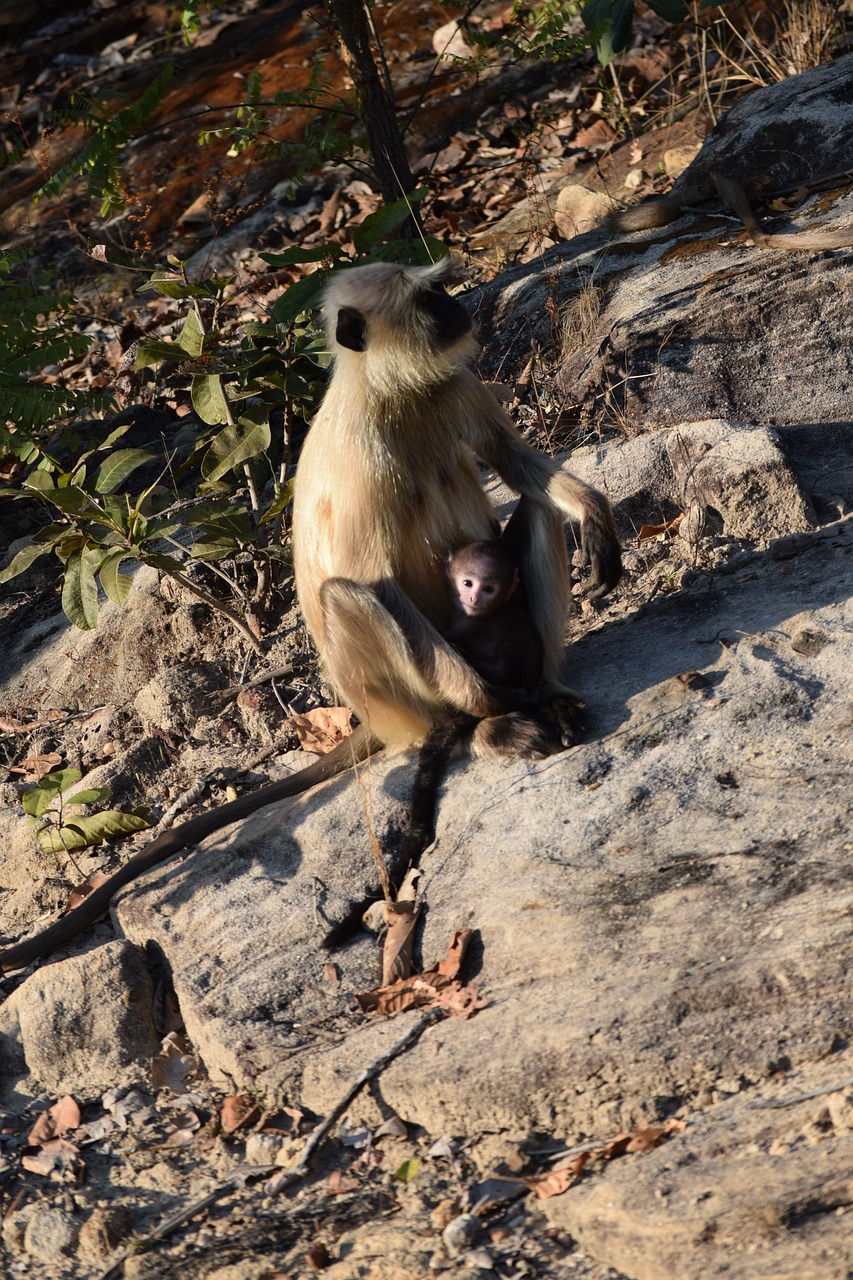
[467,389,621,599]
[0,726,379,971]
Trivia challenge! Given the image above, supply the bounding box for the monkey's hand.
[579,492,622,600]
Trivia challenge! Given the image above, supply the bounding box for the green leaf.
[259,244,346,267]
[201,416,271,482]
[179,307,206,358]
[134,338,190,368]
[259,480,294,524]
[22,768,82,818]
[98,548,134,606]
[270,272,329,323]
[62,547,100,630]
[93,448,155,495]
[141,551,186,572]
[65,787,111,806]
[28,484,89,515]
[138,270,194,299]
[37,810,151,852]
[647,0,687,19]
[0,541,52,584]
[394,1158,420,1184]
[581,0,634,62]
[191,373,230,426]
[353,190,427,254]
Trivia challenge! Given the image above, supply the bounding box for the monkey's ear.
[336,306,368,352]
[507,567,520,598]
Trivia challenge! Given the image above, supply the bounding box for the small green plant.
[23,767,150,860]
[0,251,113,465]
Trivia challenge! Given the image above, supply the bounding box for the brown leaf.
[525,1153,589,1199]
[63,871,112,915]
[380,899,420,986]
[674,671,709,692]
[8,751,63,778]
[357,930,487,1019]
[322,960,341,990]
[637,513,684,544]
[305,1241,332,1271]
[325,1168,360,1196]
[28,1095,81,1146]
[288,707,353,754]
[150,1032,194,1092]
[21,1137,82,1179]
[436,929,471,979]
[574,119,617,149]
[220,1094,261,1135]
[625,1119,685,1152]
[258,1104,303,1135]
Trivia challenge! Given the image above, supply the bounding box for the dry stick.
[750,1073,853,1110]
[95,1009,441,1280]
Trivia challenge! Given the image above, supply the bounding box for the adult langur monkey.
[292,258,621,761]
[0,259,620,973]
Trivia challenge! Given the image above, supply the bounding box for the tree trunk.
[328,0,418,213]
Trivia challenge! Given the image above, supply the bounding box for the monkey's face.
[451,567,514,616]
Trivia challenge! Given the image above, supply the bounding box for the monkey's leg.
[319,578,501,744]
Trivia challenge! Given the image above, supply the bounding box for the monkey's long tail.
[1,726,379,972]
[322,713,476,949]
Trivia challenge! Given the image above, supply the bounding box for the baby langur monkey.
[443,540,543,699]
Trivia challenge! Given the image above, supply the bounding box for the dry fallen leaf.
[21,1137,83,1180]
[525,1153,590,1199]
[325,1168,360,1196]
[288,707,353,754]
[220,1094,261,1135]
[380,899,420,986]
[150,1031,195,1093]
[28,1095,81,1146]
[357,930,488,1019]
[8,751,63,778]
[63,870,112,914]
[523,1119,684,1201]
[637,513,684,544]
[305,1241,332,1271]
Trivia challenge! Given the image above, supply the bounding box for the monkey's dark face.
[416,285,472,351]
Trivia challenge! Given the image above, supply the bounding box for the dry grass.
[561,274,605,362]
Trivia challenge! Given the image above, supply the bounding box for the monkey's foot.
[541,692,590,747]
[472,711,564,760]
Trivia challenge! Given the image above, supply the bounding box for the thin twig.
[168,570,263,654]
[266,1009,441,1194]
[750,1073,853,1110]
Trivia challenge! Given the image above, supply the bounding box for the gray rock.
[664,419,815,538]
[23,1207,78,1261]
[0,940,158,1096]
